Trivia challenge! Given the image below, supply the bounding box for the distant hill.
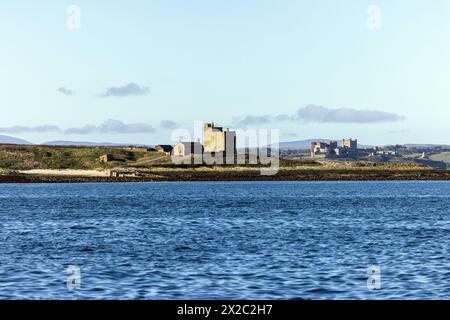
[404,144,450,149]
[42,140,150,147]
[0,135,32,145]
[278,139,332,150]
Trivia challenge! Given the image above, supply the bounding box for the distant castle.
[311,139,358,158]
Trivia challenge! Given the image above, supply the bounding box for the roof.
[206,122,224,132]
[155,144,173,151]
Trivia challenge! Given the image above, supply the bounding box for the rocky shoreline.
[1,169,450,183]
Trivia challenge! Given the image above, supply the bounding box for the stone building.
[99,154,114,163]
[203,122,236,155]
[311,139,358,158]
[172,142,204,157]
[310,141,338,158]
[342,138,357,156]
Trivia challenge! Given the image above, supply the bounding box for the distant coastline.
[0,143,449,183]
[1,167,449,183]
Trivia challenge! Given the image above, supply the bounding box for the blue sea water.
[0,181,449,300]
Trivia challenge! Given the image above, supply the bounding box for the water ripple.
[0,181,449,299]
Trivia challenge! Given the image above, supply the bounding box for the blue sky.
[0,0,449,145]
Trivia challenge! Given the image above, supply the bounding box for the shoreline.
[1,169,450,183]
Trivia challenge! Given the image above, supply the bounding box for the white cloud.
[98,82,150,97]
[57,87,75,96]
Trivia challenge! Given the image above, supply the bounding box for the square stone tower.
[342,139,357,152]
[204,122,236,154]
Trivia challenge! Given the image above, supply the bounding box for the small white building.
[172,142,204,157]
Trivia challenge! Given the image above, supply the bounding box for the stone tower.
[204,122,236,154]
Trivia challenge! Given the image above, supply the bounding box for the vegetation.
[0,144,165,170]
[1,144,448,182]
[0,144,440,173]
[429,152,450,164]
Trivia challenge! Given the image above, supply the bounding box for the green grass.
[401,153,423,159]
[279,158,322,167]
[429,152,450,164]
[0,144,163,170]
[0,144,436,171]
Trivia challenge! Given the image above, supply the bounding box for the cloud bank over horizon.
[234,105,405,127]
[296,105,405,123]
[159,120,180,129]
[0,120,157,135]
[0,125,63,134]
[0,105,405,138]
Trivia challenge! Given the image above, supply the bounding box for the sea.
[0,181,449,299]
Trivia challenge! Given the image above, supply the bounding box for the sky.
[0,0,449,145]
